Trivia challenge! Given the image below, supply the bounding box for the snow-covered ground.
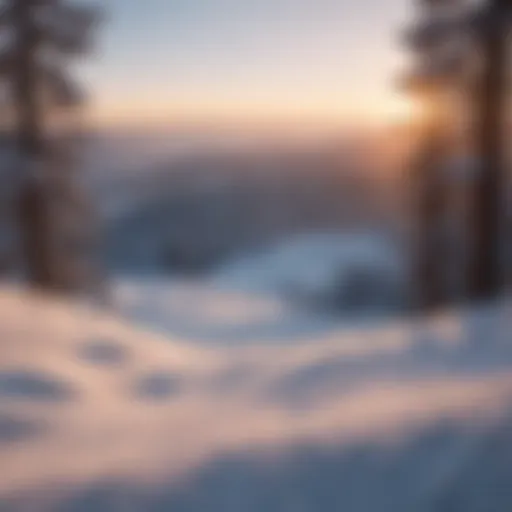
[0,283,511,511]
[212,232,405,312]
[112,231,405,345]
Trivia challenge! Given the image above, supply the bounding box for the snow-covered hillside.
[0,286,511,511]
[213,232,405,313]
[111,231,405,345]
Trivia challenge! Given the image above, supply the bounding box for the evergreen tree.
[468,0,511,301]
[402,0,474,310]
[0,0,100,290]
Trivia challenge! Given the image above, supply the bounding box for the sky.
[82,0,412,130]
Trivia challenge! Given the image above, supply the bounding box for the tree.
[404,0,512,308]
[402,0,472,311]
[0,0,100,290]
[468,0,511,301]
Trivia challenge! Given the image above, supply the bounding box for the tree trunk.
[468,0,510,301]
[12,0,56,289]
[412,96,450,312]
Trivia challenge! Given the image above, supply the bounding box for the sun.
[384,93,422,126]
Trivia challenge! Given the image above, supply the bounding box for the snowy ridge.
[0,287,511,511]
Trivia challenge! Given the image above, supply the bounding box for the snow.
[114,231,405,345]
[0,284,511,511]
[112,232,405,345]
[212,232,405,314]
[113,277,342,346]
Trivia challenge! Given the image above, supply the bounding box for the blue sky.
[83,0,411,128]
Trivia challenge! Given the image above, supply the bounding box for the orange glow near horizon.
[85,88,417,133]
[78,0,412,135]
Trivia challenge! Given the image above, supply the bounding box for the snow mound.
[0,287,511,511]
[212,232,405,314]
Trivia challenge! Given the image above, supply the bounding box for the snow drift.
[0,286,511,511]
[213,232,405,315]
